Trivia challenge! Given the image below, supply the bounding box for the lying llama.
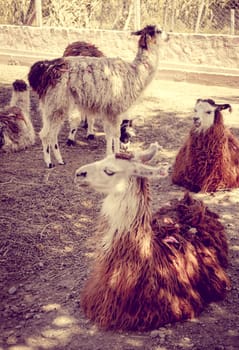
[28,25,168,168]
[74,143,230,331]
[172,98,239,193]
[0,80,35,151]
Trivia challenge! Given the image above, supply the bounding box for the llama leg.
[81,114,88,129]
[40,120,54,168]
[67,117,81,146]
[112,121,121,153]
[103,121,113,155]
[86,115,95,140]
[113,136,120,153]
[51,121,65,165]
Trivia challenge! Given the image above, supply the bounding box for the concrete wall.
[0,25,239,71]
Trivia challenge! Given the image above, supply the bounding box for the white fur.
[75,143,169,250]
[193,101,216,131]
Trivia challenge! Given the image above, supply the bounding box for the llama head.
[28,58,68,98]
[193,98,232,131]
[75,142,169,195]
[12,80,28,92]
[132,25,168,50]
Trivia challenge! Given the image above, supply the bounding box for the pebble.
[8,286,17,295]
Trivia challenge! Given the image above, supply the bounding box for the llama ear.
[138,33,149,49]
[131,29,142,36]
[132,162,169,178]
[135,142,162,163]
[216,104,232,113]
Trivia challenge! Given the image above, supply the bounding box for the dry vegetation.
[0,0,238,33]
[0,66,239,350]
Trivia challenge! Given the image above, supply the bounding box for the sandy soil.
[0,65,239,350]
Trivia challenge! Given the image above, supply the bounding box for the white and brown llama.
[28,25,168,168]
[0,80,35,152]
[74,142,230,331]
[172,98,239,193]
[63,41,135,148]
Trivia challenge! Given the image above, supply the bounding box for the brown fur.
[63,41,104,58]
[12,79,28,92]
[81,184,230,331]
[0,107,25,143]
[28,58,68,99]
[172,110,239,192]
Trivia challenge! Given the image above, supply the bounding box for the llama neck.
[10,91,30,117]
[133,46,159,85]
[191,123,227,158]
[100,177,152,251]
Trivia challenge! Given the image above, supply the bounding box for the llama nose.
[76,171,87,178]
[193,117,199,122]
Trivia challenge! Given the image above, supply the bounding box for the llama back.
[63,41,104,57]
[66,55,153,120]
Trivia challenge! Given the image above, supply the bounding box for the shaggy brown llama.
[74,142,230,331]
[172,98,239,193]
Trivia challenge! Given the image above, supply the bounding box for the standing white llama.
[28,25,168,168]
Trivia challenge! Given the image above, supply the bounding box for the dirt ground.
[0,65,239,350]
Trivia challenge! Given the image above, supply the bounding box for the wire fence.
[0,0,239,35]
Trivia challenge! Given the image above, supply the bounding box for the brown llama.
[172,98,239,193]
[74,142,230,331]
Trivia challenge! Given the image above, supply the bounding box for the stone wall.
[0,25,239,70]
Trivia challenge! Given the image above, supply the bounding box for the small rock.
[8,286,17,295]
[25,313,33,320]
[6,335,17,345]
[150,330,161,338]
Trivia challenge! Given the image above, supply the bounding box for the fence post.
[230,9,235,35]
[35,0,42,27]
[195,0,205,33]
[134,0,141,30]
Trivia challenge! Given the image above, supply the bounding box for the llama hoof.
[48,163,55,169]
[87,134,95,140]
[67,139,76,146]
[59,161,66,165]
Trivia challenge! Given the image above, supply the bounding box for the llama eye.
[206,111,212,114]
[104,168,115,176]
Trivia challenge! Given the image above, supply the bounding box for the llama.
[172,98,239,193]
[28,25,168,168]
[74,143,230,331]
[0,80,35,151]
